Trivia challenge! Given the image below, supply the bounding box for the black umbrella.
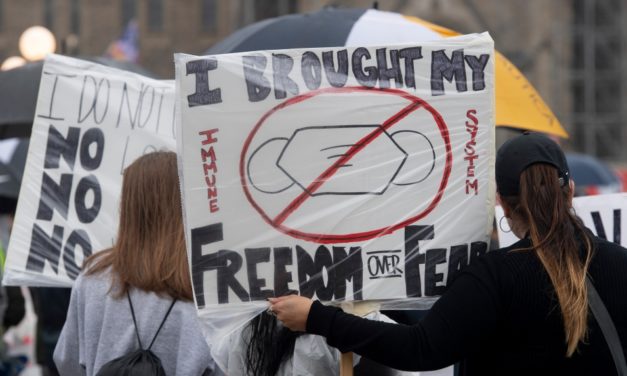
[207,7,365,54]
[0,138,28,213]
[0,57,154,140]
[0,62,42,139]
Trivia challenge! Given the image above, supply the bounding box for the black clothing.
[30,287,71,376]
[307,235,627,376]
[3,287,25,328]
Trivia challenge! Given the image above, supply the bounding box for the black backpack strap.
[586,277,627,376]
[127,291,178,351]
[127,290,144,350]
[147,298,177,350]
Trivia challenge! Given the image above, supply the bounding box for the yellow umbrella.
[407,16,567,138]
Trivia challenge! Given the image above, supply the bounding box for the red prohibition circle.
[240,86,452,244]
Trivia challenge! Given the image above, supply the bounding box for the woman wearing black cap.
[269,133,627,375]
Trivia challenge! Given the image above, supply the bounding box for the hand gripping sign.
[175,33,495,336]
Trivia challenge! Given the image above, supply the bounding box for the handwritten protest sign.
[3,55,176,286]
[175,33,495,314]
[496,193,627,248]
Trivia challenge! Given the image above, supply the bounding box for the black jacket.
[307,234,627,375]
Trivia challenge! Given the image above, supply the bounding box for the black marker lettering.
[242,55,271,102]
[332,246,363,300]
[245,247,274,300]
[296,245,334,300]
[431,49,467,95]
[322,50,349,88]
[376,48,403,89]
[186,58,222,106]
[26,224,63,274]
[37,72,75,121]
[399,47,423,89]
[44,125,80,170]
[352,47,378,88]
[63,229,92,280]
[272,54,299,99]
[274,247,298,296]
[464,54,490,91]
[78,76,111,124]
[301,51,322,91]
[404,225,434,297]
[74,175,101,224]
[37,173,72,221]
[79,128,105,171]
[191,224,249,306]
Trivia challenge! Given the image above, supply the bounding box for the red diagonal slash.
[239,86,452,243]
[272,100,423,226]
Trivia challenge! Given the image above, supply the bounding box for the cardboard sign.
[496,193,627,248]
[175,33,495,310]
[3,55,176,286]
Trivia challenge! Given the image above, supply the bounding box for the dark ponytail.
[501,164,594,356]
[245,311,303,376]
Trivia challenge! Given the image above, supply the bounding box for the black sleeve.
[306,257,504,371]
[3,286,25,328]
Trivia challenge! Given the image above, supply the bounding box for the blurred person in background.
[1,138,64,376]
[53,151,219,375]
[0,142,26,334]
[0,199,25,336]
[0,147,28,375]
[28,288,70,376]
[0,202,27,376]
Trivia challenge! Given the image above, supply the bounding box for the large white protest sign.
[496,193,627,248]
[175,33,495,315]
[4,55,176,286]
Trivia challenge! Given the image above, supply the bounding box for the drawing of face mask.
[246,124,435,196]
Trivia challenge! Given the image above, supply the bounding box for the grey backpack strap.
[586,277,627,376]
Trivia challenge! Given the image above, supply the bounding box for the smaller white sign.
[4,55,176,287]
[496,193,627,248]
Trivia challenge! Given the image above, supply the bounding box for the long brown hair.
[501,164,594,357]
[83,151,192,301]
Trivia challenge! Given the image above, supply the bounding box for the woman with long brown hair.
[53,151,219,375]
[270,133,627,375]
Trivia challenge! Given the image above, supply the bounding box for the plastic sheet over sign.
[174,33,496,343]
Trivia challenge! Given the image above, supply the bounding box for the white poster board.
[175,32,496,337]
[4,55,176,286]
[496,193,627,248]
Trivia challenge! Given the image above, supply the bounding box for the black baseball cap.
[496,132,569,196]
